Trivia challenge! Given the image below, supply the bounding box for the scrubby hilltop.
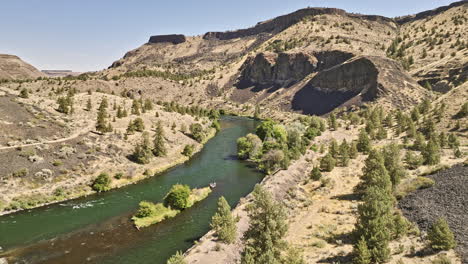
[0,54,45,81]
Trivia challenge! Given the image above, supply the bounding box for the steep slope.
[0,54,45,81]
[397,2,467,93]
[101,5,434,115]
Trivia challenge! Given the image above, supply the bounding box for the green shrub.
[91,173,111,192]
[182,144,194,157]
[166,251,186,264]
[135,201,156,218]
[164,184,191,210]
[114,172,124,179]
[12,168,29,177]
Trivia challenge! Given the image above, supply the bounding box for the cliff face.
[0,54,45,81]
[291,56,423,114]
[238,52,317,86]
[203,8,347,40]
[148,34,186,44]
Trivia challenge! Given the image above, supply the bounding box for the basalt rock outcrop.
[238,52,317,87]
[148,34,186,45]
[203,8,346,40]
[292,56,423,114]
[0,54,45,81]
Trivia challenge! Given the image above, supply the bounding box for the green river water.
[0,116,263,264]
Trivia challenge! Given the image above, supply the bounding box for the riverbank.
[0,128,216,217]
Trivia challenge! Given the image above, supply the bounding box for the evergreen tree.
[355,186,393,263]
[329,139,339,158]
[241,185,288,264]
[357,129,371,153]
[131,99,141,115]
[328,113,337,130]
[211,196,237,244]
[144,99,153,111]
[422,137,440,165]
[96,98,111,133]
[339,139,350,167]
[153,121,167,157]
[413,132,426,151]
[310,166,322,181]
[131,132,154,164]
[349,141,358,159]
[428,218,456,250]
[447,134,460,149]
[359,149,393,192]
[116,106,123,118]
[320,153,336,172]
[353,236,371,264]
[382,144,406,188]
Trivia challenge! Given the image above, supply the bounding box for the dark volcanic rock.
[238,51,317,87]
[148,34,186,45]
[399,164,468,263]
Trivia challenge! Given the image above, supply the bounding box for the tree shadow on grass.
[317,252,353,263]
[332,192,361,201]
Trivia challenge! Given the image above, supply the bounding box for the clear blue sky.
[0,0,458,72]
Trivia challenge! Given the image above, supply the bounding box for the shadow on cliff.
[235,79,297,93]
[291,83,359,115]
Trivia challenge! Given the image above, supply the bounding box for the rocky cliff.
[148,34,186,44]
[238,52,317,86]
[0,54,45,81]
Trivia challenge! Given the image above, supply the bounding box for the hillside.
[0,54,45,81]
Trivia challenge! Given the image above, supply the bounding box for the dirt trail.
[0,124,94,151]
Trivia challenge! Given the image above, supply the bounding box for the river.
[0,116,263,264]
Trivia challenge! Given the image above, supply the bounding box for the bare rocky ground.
[399,164,468,264]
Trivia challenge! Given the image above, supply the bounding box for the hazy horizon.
[0,0,459,72]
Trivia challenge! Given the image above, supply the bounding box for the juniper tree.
[357,129,371,153]
[428,218,456,250]
[211,196,237,244]
[320,153,336,172]
[353,236,371,264]
[131,99,141,115]
[339,139,350,167]
[116,106,123,118]
[422,137,440,165]
[358,149,392,191]
[310,166,322,181]
[349,141,358,159]
[328,113,337,130]
[382,144,406,188]
[153,121,167,157]
[329,139,339,158]
[96,98,111,133]
[131,132,154,164]
[413,132,426,151]
[447,134,460,149]
[241,185,288,264]
[144,99,153,111]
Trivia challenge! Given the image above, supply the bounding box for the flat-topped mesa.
[395,0,467,24]
[203,7,347,40]
[148,34,186,44]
